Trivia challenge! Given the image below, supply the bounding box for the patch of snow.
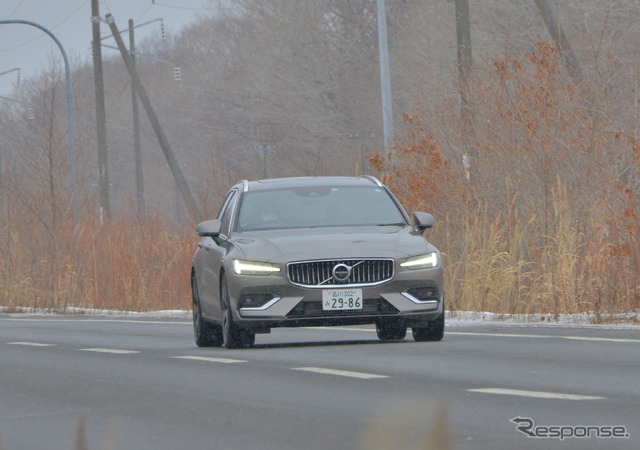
[1,307,638,328]
[446,310,640,329]
[0,306,190,319]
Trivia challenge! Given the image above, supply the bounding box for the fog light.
[239,293,279,310]
[402,287,439,304]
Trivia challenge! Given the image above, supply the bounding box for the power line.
[6,0,27,19]
[152,2,217,12]
[133,2,154,23]
[0,0,90,52]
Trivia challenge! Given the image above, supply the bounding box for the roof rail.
[360,175,384,187]
[235,179,249,192]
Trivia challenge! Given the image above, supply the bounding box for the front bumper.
[225,266,444,328]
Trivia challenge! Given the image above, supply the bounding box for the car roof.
[235,176,384,192]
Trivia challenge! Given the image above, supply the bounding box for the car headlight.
[400,252,439,269]
[233,259,281,275]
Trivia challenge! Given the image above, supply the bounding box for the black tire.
[221,276,255,349]
[376,318,407,341]
[192,275,223,347]
[412,312,445,342]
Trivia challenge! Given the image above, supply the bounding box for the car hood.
[230,226,431,263]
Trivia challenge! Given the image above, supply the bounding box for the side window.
[216,191,234,219]
[219,191,238,236]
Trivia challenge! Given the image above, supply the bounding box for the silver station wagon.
[191,176,444,348]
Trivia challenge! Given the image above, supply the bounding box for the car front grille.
[287,259,394,288]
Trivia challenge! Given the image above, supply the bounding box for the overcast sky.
[0,0,213,97]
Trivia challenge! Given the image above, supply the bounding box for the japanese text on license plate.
[322,289,363,310]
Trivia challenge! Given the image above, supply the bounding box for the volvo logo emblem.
[332,263,352,282]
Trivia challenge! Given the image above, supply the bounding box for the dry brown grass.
[0,208,193,313]
[435,178,626,316]
[357,401,451,450]
[372,42,640,317]
[2,174,635,317]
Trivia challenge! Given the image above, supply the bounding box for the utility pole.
[105,14,200,220]
[91,0,110,217]
[256,145,271,179]
[455,0,475,161]
[129,18,145,211]
[534,0,585,86]
[376,0,393,159]
[0,142,3,199]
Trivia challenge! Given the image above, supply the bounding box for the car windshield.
[236,186,407,231]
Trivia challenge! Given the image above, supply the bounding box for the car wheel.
[221,275,255,349]
[192,276,223,347]
[375,318,407,341]
[412,312,445,342]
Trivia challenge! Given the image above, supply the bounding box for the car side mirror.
[197,219,222,237]
[413,212,434,231]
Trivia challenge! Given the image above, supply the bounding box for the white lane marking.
[3,319,636,342]
[550,335,640,343]
[449,332,640,343]
[3,318,189,325]
[79,348,140,354]
[6,341,56,347]
[466,388,604,400]
[171,356,247,364]
[292,366,388,379]
[307,327,640,343]
[3,319,635,344]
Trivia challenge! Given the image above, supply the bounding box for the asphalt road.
[0,315,638,450]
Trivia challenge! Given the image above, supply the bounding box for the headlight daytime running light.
[400,252,438,269]
[233,259,281,275]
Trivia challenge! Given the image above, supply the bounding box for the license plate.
[322,289,363,311]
